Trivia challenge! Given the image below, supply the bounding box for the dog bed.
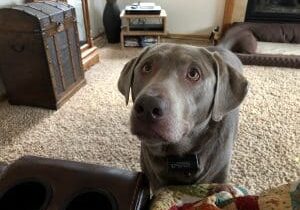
[220,22,300,68]
[150,180,300,210]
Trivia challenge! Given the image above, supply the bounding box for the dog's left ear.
[211,52,249,121]
[118,46,151,105]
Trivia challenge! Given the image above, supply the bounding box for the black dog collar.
[167,154,200,174]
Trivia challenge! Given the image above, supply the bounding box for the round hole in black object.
[65,190,117,210]
[0,181,51,210]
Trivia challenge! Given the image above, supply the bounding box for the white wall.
[87,0,226,36]
[0,0,23,7]
[116,0,226,35]
[0,0,226,36]
[68,0,87,42]
[89,0,106,37]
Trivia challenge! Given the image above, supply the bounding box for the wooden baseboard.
[163,33,210,41]
[82,46,100,71]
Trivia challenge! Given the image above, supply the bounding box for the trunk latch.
[56,22,64,32]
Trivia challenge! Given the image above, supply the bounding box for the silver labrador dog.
[118,43,248,190]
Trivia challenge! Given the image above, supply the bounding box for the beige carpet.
[0,44,299,194]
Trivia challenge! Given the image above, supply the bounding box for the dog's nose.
[134,95,166,121]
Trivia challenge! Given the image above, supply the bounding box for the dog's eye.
[142,62,152,73]
[187,67,201,81]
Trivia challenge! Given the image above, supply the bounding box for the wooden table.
[120,9,167,48]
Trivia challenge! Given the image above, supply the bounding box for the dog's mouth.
[134,129,170,144]
[130,116,190,145]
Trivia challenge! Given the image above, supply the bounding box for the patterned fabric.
[150,179,300,210]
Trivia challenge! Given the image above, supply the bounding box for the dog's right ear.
[118,58,137,105]
[118,46,151,105]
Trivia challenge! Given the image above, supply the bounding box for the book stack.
[140,36,158,47]
[124,37,140,47]
[124,36,158,47]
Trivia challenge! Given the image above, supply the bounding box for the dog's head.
[118,44,248,145]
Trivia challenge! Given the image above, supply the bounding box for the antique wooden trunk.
[0,1,86,109]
